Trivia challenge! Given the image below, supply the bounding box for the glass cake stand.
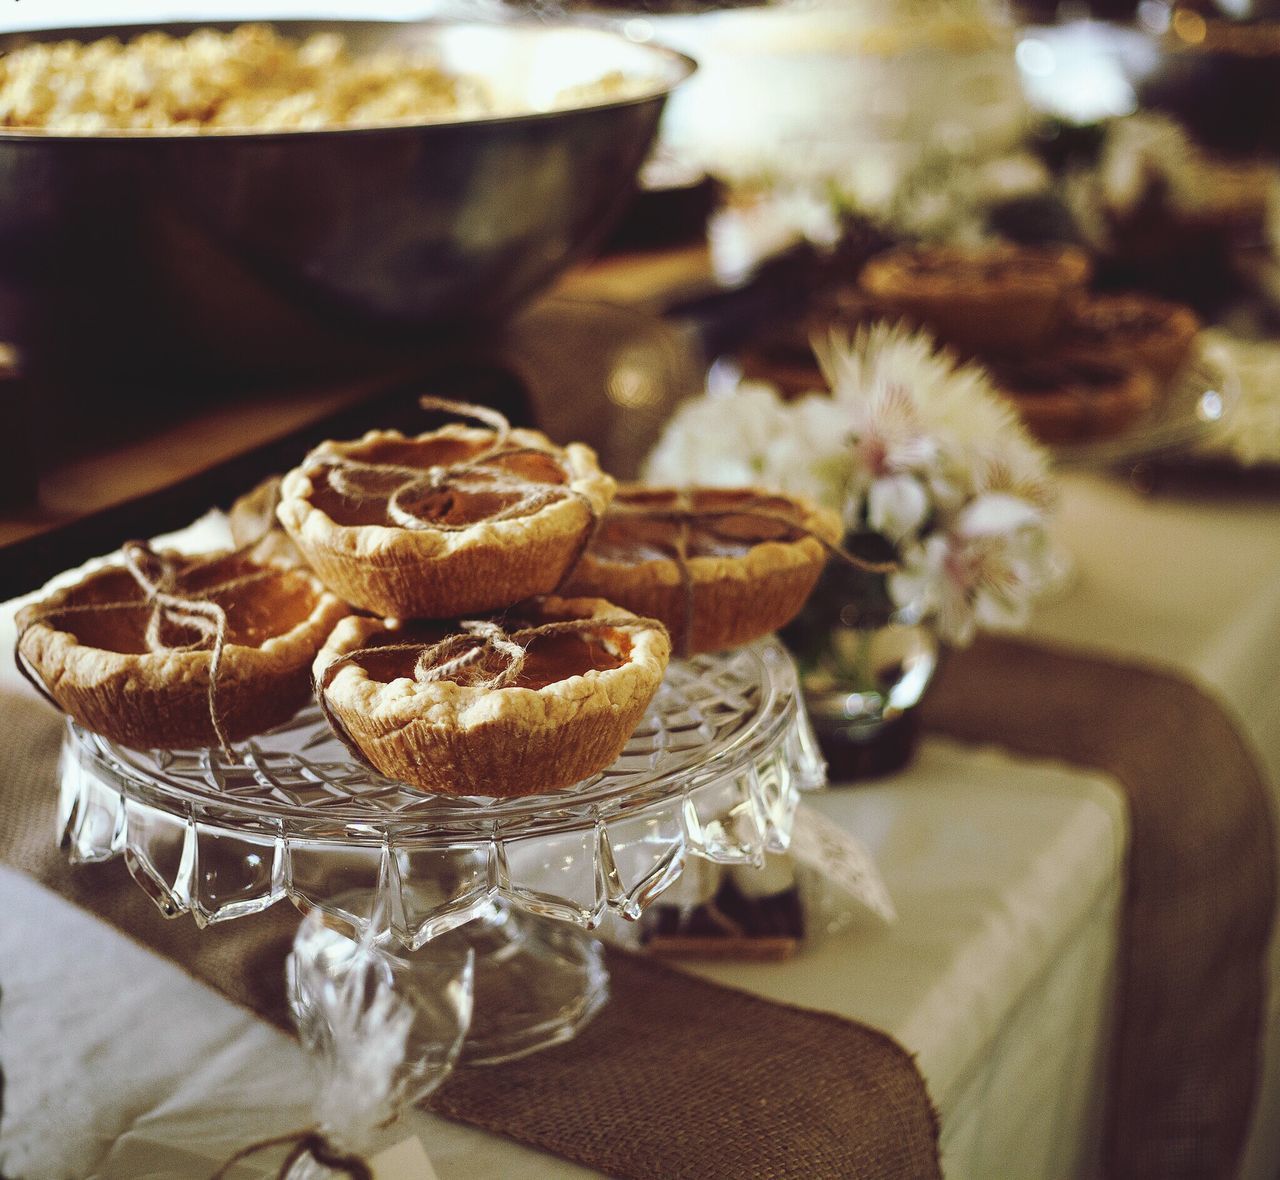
[55,638,824,1064]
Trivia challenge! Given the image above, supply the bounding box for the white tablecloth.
[8,466,1279,1178]
[0,749,1124,1180]
[1033,473,1280,1180]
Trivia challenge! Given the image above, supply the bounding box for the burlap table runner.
[923,634,1276,1180]
[0,692,941,1180]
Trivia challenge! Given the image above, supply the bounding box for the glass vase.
[782,557,939,782]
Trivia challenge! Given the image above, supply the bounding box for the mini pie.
[735,289,885,400]
[228,474,306,569]
[859,244,1092,356]
[991,356,1157,445]
[736,349,824,402]
[16,550,349,751]
[735,324,826,402]
[277,424,615,618]
[315,597,670,797]
[559,485,842,655]
[1062,294,1201,383]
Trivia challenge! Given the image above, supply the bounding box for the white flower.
[831,150,905,218]
[643,380,786,488]
[846,381,938,475]
[708,185,842,286]
[815,321,946,407]
[867,473,931,542]
[643,380,852,508]
[820,322,1053,508]
[760,394,857,507]
[890,493,1052,645]
[973,452,1056,514]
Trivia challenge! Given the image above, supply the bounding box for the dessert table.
[3,467,1279,1178]
[1,6,1279,1175]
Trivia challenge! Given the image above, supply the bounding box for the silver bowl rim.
[0,16,697,143]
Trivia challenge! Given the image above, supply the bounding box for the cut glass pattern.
[58,640,826,944]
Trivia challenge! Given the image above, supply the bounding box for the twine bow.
[208,1125,371,1180]
[601,492,896,657]
[316,613,661,772]
[15,540,277,758]
[309,396,600,544]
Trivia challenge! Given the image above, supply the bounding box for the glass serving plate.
[57,638,824,1062]
[1050,338,1239,470]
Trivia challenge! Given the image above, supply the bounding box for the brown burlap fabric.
[0,695,301,1025]
[0,692,941,1180]
[431,956,939,1180]
[923,634,1276,1180]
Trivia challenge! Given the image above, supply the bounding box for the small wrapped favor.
[639,804,895,961]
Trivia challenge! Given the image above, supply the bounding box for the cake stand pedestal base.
[446,902,609,1065]
[291,899,609,1067]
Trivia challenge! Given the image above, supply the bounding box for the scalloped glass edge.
[54,665,828,944]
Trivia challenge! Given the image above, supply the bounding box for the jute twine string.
[309,395,601,547]
[14,539,278,758]
[600,493,896,657]
[208,1125,372,1180]
[316,614,663,773]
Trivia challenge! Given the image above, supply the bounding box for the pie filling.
[347,620,629,690]
[1068,299,1186,344]
[994,358,1133,398]
[870,248,1077,285]
[590,491,807,565]
[306,434,570,528]
[743,336,824,372]
[38,561,318,654]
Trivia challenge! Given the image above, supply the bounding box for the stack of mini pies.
[742,244,1203,446]
[861,244,1202,445]
[19,406,841,799]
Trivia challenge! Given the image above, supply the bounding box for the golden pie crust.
[17,551,349,750]
[316,596,670,797]
[860,244,1092,356]
[992,356,1157,445]
[735,289,891,401]
[559,486,842,655]
[277,425,614,618]
[735,324,826,402]
[228,475,306,568]
[1062,294,1201,383]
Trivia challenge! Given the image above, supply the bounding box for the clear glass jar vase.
[782,548,939,782]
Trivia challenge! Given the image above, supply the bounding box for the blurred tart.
[17,549,348,751]
[859,244,1092,356]
[735,331,825,401]
[991,357,1157,445]
[277,423,614,618]
[1062,294,1201,383]
[315,597,670,797]
[559,485,842,655]
[735,288,887,400]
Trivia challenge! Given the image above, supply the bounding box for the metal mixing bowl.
[0,19,694,381]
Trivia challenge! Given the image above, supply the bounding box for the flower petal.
[868,474,930,542]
